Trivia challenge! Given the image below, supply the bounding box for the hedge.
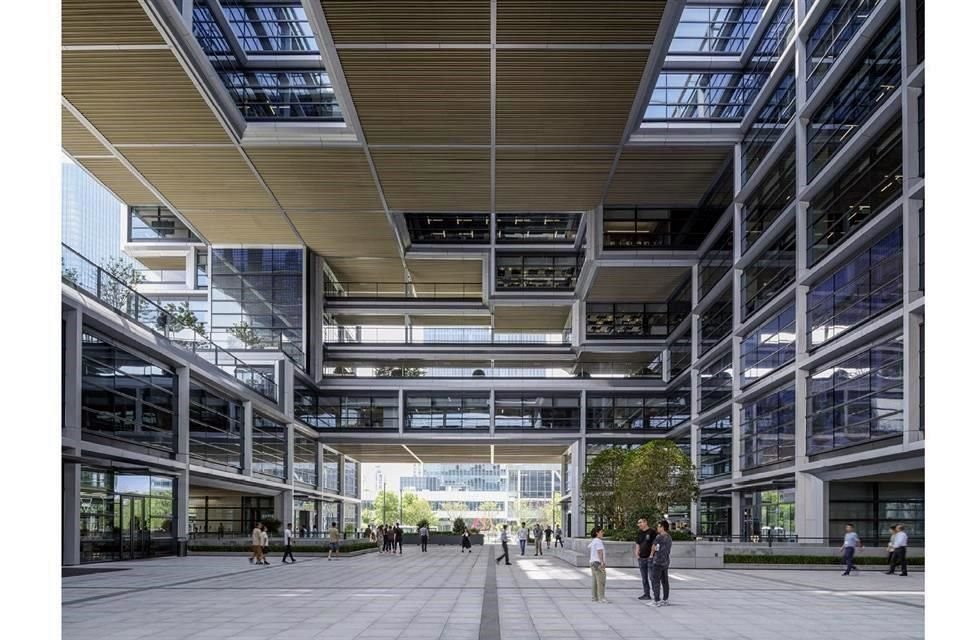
[603,529,694,542]
[189,541,378,553]
[725,554,924,566]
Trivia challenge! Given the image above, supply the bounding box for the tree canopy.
[361,490,437,528]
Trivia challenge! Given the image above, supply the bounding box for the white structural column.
[570,438,586,536]
[62,308,83,565]
[62,464,82,565]
[175,367,191,542]
[311,254,326,381]
[794,471,827,542]
[278,424,296,527]
[242,400,254,476]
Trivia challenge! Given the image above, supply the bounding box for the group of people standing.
[515,522,563,556]
[587,518,673,606]
[368,523,433,553]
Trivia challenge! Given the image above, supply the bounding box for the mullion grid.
[699,223,734,299]
[669,4,763,55]
[496,394,580,430]
[700,291,734,355]
[740,303,796,386]
[742,228,797,320]
[742,143,797,252]
[741,70,797,184]
[189,385,243,469]
[699,413,733,479]
[806,0,883,92]
[293,433,318,485]
[740,384,795,470]
[251,414,286,480]
[700,349,734,413]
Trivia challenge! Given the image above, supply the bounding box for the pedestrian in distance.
[887,524,909,576]
[648,520,672,607]
[419,523,429,552]
[217,522,224,540]
[588,527,608,603]
[282,522,296,564]
[634,517,657,600]
[555,525,564,548]
[395,522,404,554]
[518,522,529,556]
[840,523,863,575]
[544,524,553,549]
[327,521,340,561]
[250,522,263,565]
[261,526,271,565]
[533,523,544,556]
[886,525,897,565]
[496,524,512,565]
[461,530,472,553]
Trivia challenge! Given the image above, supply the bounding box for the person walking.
[395,523,404,554]
[461,530,472,553]
[840,523,862,575]
[588,527,608,603]
[217,522,224,540]
[887,524,909,576]
[250,522,263,565]
[261,527,271,565]
[885,525,897,565]
[648,520,672,607]
[327,521,340,561]
[533,523,544,556]
[375,525,384,553]
[517,522,529,556]
[496,524,512,565]
[544,524,553,549]
[634,517,657,600]
[419,523,429,552]
[555,525,564,548]
[282,522,296,564]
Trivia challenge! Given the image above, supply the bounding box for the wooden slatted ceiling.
[497,50,649,145]
[587,266,690,302]
[122,147,278,211]
[62,50,230,145]
[178,210,299,244]
[406,258,483,285]
[287,211,400,258]
[74,158,160,205]
[607,147,733,208]
[497,0,666,44]
[330,314,406,326]
[245,147,383,211]
[62,107,110,157]
[339,50,490,145]
[136,255,188,270]
[323,1,490,44]
[495,305,572,330]
[326,257,407,283]
[372,149,490,211]
[496,150,615,211]
[62,0,166,47]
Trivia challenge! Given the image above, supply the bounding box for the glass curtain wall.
[494,394,580,430]
[189,383,244,470]
[251,414,286,480]
[699,350,733,412]
[740,304,796,386]
[322,449,341,494]
[405,394,490,430]
[742,228,796,320]
[586,394,689,431]
[293,433,318,486]
[699,414,733,480]
[741,385,795,470]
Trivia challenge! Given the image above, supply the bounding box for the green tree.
[100,257,144,312]
[619,441,699,521]
[163,302,206,336]
[452,516,467,535]
[228,321,262,347]
[362,490,400,526]
[401,492,436,528]
[374,366,425,377]
[580,447,630,530]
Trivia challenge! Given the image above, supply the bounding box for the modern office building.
[61,159,128,266]
[61,0,924,563]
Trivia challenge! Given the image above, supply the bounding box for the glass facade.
[699,224,733,300]
[741,143,796,252]
[699,414,733,480]
[645,72,762,121]
[807,335,904,454]
[293,432,318,486]
[322,449,341,494]
[585,303,678,338]
[699,349,733,412]
[741,384,795,470]
[189,383,244,470]
[61,160,126,266]
[80,331,176,455]
[586,394,689,431]
[741,227,796,320]
[495,254,581,290]
[807,120,903,265]
[602,208,714,250]
[806,13,902,178]
[189,495,274,539]
[210,248,304,350]
[807,226,902,348]
[494,394,580,431]
[747,0,795,78]
[668,3,762,54]
[344,460,359,498]
[497,213,581,243]
[806,0,882,92]
[670,328,692,379]
[742,488,796,540]
[741,304,796,386]
[405,213,490,244]
[829,481,923,544]
[406,394,490,430]
[128,206,199,243]
[699,496,731,537]
[251,414,286,481]
[741,69,796,184]
[295,389,400,430]
[699,287,733,355]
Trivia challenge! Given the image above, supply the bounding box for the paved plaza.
[62,546,924,640]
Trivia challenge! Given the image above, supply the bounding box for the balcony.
[325,281,482,300]
[323,325,571,346]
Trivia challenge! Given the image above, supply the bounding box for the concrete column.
[242,401,253,476]
[795,471,827,543]
[730,491,742,540]
[903,311,923,442]
[570,299,584,347]
[311,254,325,381]
[176,367,190,461]
[794,368,809,462]
[569,438,586,537]
[279,360,295,419]
[398,389,405,434]
[285,424,295,484]
[62,308,83,443]
[315,439,323,489]
[176,469,190,540]
[62,462,82,566]
[579,389,587,435]
[489,389,496,435]
[277,490,295,530]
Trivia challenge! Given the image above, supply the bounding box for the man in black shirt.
[634,518,657,601]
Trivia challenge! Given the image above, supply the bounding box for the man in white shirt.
[282,522,296,564]
[419,524,430,552]
[496,525,512,565]
[588,527,608,603]
[839,523,862,576]
[886,524,909,576]
[518,522,529,556]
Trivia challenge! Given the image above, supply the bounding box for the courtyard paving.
[62,545,924,640]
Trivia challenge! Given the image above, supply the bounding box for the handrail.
[62,244,278,402]
[325,282,483,299]
[322,325,572,345]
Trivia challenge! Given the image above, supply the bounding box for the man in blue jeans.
[840,523,862,575]
[517,522,529,556]
[634,518,657,600]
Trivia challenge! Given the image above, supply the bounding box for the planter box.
[558,539,723,569]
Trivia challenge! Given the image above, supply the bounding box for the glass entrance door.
[120,495,148,560]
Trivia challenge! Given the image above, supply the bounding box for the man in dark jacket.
[634,518,657,601]
[648,520,673,607]
[394,523,403,554]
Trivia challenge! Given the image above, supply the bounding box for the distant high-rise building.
[61,160,124,265]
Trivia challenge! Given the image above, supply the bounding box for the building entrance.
[119,495,149,560]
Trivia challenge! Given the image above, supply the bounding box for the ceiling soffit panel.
[323,1,490,44]
[245,147,382,211]
[339,50,490,145]
[494,305,572,330]
[496,150,615,211]
[62,107,111,157]
[122,147,279,212]
[372,149,490,211]
[497,50,649,145]
[62,0,166,47]
[326,257,407,284]
[62,49,230,145]
[406,259,483,285]
[287,211,400,258]
[587,266,690,302]
[607,147,732,208]
[74,158,160,205]
[182,211,300,244]
[496,1,666,44]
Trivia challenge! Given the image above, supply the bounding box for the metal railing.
[323,325,572,345]
[325,282,483,299]
[135,269,188,285]
[62,244,278,402]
